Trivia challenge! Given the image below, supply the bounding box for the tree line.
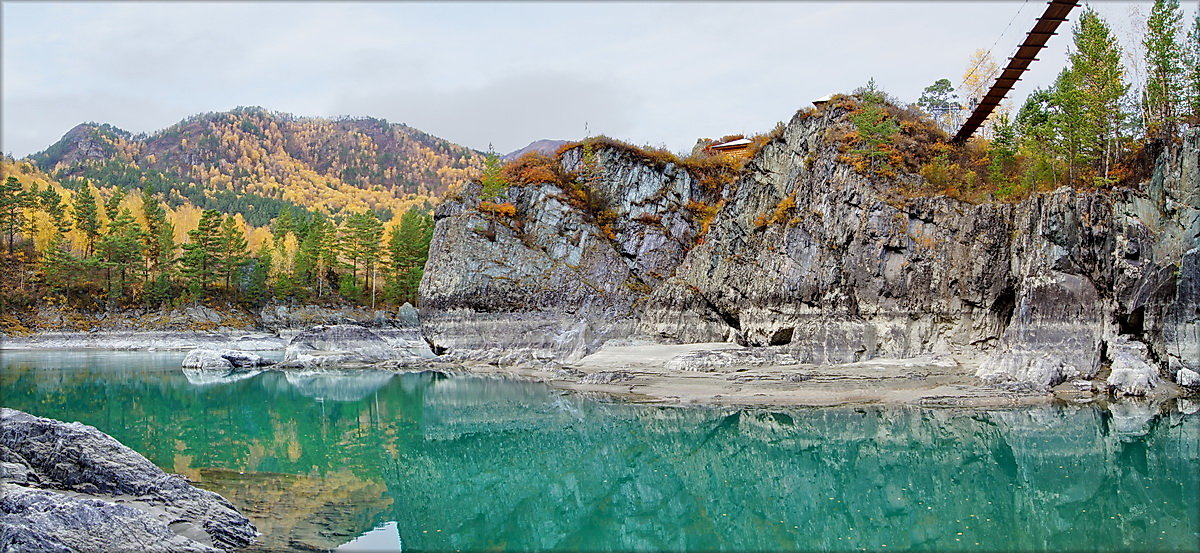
[0,173,434,314]
[911,1,1200,194]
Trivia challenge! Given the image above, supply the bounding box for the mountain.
[29,107,484,225]
[502,139,570,161]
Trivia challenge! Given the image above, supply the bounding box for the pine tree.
[479,153,508,200]
[1143,0,1186,138]
[39,187,72,235]
[385,206,433,304]
[341,211,384,302]
[0,176,22,253]
[918,78,960,132]
[1187,14,1200,120]
[72,184,102,256]
[218,215,249,292]
[96,208,146,303]
[295,213,334,298]
[140,192,175,282]
[849,80,900,175]
[179,209,223,298]
[245,244,272,305]
[1054,9,1129,182]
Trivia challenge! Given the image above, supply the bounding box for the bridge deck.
[953,0,1080,142]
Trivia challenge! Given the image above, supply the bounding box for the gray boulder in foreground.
[0,408,257,553]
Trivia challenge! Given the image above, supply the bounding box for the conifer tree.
[342,211,384,299]
[1054,9,1128,182]
[1187,14,1200,120]
[140,192,175,281]
[479,153,508,200]
[39,187,72,235]
[245,244,272,305]
[72,184,102,256]
[385,206,433,304]
[180,209,223,298]
[1143,0,1186,137]
[96,208,145,302]
[219,215,249,291]
[0,176,22,253]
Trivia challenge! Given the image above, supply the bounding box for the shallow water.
[2,350,1198,552]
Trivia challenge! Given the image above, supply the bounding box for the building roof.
[712,138,752,150]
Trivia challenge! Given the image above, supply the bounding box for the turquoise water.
[2,350,1198,552]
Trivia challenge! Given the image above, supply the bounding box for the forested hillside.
[0,156,434,330]
[30,107,483,225]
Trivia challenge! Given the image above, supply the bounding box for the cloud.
[333,70,640,154]
[2,1,1156,158]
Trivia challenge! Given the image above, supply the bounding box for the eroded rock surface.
[278,324,429,368]
[0,408,257,552]
[419,103,1200,392]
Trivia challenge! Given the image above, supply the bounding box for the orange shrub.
[478,200,517,217]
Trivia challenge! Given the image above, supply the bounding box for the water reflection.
[1,352,1197,552]
[182,367,263,386]
[283,370,395,402]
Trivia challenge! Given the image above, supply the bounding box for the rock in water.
[0,408,257,552]
[182,349,274,370]
[1106,338,1161,396]
[279,324,412,368]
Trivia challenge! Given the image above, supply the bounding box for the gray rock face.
[0,408,257,552]
[279,324,426,368]
[419,105,1200,391]
[420,145,714,361]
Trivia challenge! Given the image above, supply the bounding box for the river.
[1,350,1197,552]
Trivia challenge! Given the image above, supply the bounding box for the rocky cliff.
[419,104,1199,393]
[420,145,716,362]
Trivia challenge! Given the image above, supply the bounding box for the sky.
[1,1,1180,159]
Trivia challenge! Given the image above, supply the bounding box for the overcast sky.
[1,1,1177,158]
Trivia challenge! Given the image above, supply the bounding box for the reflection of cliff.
[196,467,392,553]
[387,401,1200,552]
[283,370,395,402]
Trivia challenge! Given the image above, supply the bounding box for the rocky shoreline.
[0,408,258,553]
[5,323,1196,408]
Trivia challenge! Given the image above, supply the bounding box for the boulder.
[1106,339,1161,397]
[0,408,257,552]
[279,324,410,368]
[182,349,273,370]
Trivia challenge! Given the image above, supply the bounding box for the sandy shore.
[456,342,1169,408]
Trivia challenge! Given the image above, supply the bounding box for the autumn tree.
[1143,0,1186,137]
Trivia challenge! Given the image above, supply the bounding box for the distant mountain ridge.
[29,107,484,224]
[502,139,570,161]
